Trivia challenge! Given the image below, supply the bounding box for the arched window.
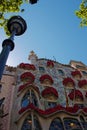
[31,91,38,107]
[58,69,64,76]
[21,90,30,108]
[34,116,41,130]
[63,118,82,130]
[49,118,64,130]
[21,115,32,130]
[39,66,45,73]
[21,90,38,108]
[21,115,41,130]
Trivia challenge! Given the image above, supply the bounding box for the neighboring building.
[0,51,87,130]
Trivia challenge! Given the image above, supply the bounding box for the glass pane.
[34,116,41,130]
[48,102,57,108]
[31,91,38,107]
[77,104,84,109]
[21,115,41,130]
[21,91,30,107]
[39,67,45,73]
[64,118,82,130]
[21,115,32,130]
[49,118,64,130]
[58,69,64,76]
[21,98,29,107]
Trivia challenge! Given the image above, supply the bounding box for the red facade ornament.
[83,107,87,113]
[19,63,36,70]
[18,83,39,94]
[40,74,54,84]
[20,72,35,83]
[41,87,58,98]
[68,90,83,100]
[78,79,87,88]
[65,104,79,113]
[19,103,83,115]
[71,70,82,78]
[63,77,75,86]
[18,103,64,115]
[47,60,54,67]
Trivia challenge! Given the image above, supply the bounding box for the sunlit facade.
[0,51,87,130]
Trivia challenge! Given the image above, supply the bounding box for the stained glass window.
[21,91,30,107]
[49,118,64,130]
[21,90,38,108]
[34,116,41,130]
[31,91,38,107]
[64,118,82,130]
[21,115,41,130]
[21,115,32,130]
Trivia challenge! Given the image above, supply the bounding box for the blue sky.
[0,0,87,67]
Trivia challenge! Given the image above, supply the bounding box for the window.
[76,65,85,69]
[39,67,45,73]
[21,115,32,130]
[49,118,64,130]
[17,75,21,84]
[77,104,84,109]
[34,116,41,130]
[0,97,5,107]
[58,69,64,76]
[31,91,38,107]
[21,90,38,108]
[21,115,41,130]
[82,71,87,76]
[64,118,82,130]
[48,102,57,108]
[21,91,30,108]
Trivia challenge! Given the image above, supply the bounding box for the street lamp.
[29,0,38,4]
[0,15,27,80]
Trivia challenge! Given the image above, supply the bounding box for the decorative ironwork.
[7,15,27,36]
[0,15,27,80]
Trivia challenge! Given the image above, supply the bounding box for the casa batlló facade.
[0,51,87,130]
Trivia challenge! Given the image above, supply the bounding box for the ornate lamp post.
[29,0,38,4]
[0,15,27,80]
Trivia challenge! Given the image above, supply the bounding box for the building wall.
[10,56,87,130]
[0,66,16,130]
[1,53,87,130]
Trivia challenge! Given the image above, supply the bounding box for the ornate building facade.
[0,51,87,130]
